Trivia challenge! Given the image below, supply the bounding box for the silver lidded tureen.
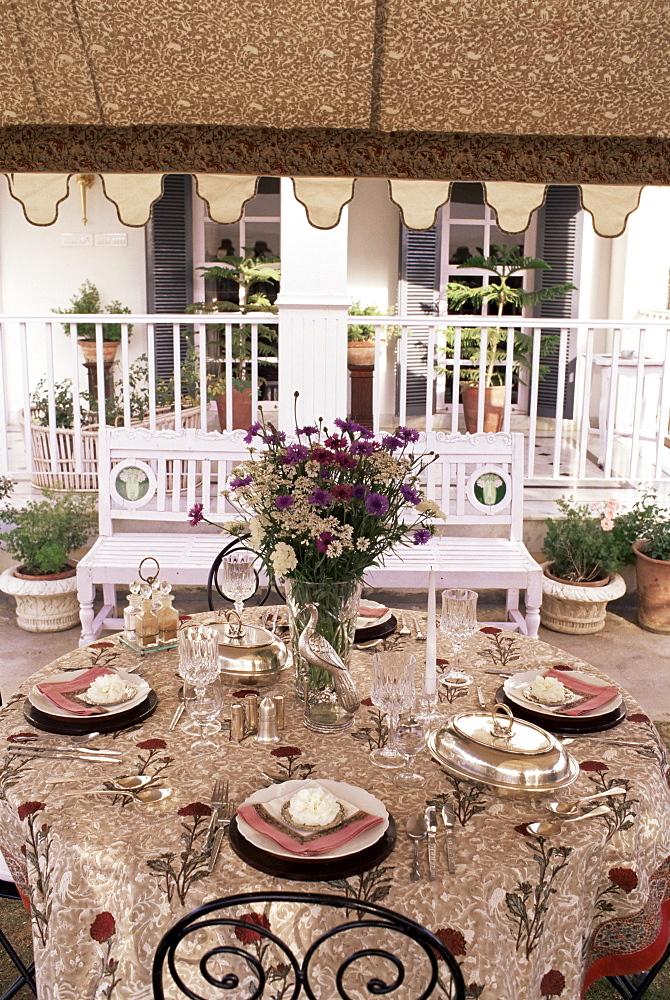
[428,704,578,797]
[214,611,291,685]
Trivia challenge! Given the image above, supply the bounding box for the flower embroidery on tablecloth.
[506,829,572,959]
[540,968,566,997]
[351,699,390,751]
[89,911,121,999]
[579,762,638,841]
[268,745,316,780]
[433,927,485,998]
[146,801,212,904]
[18,800,51,945]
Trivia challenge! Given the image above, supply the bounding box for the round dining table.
[1,610,670,1000]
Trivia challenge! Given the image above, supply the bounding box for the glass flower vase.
[284,578,362,734]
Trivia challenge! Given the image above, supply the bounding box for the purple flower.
[334,418,354,432]
[310,447,336,465]
[332,484,353,500]
[188,503,204,526]
[366,493,389,516]
[308,488,333,506]
[243,421,261,444]
[316,531,334,552]
[382,435,401,452]
[351,484,367,499]
[413,528,431,545]
[324,434,347,451]
[281,444,309,466]
[275,494,295,509]
[400,484,422,505]
[397,426,420,443]
[296,425,318,437]
[333,452,357,470]
[230,475,253,490]
[350,440,376,456]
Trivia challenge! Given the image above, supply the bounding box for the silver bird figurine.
[298,604,360,715]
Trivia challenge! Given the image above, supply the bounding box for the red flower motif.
[178,802,211,817]
[434,927,466,957]
[540,969,565,997]
[580,761,609,772]
[234,912,271,944]
[361,697,374,707]
[18,801,44,821]
[90,642,114,650]
[609,867,638,893]
[271,746,302,758]
[136,739,167,750]
[514,823,531,836]
[551,664,575,671]
[7,732,37,743]
[90,911,116,943]
[179,615,192,622]
[479,626,501,635]
[628,714,651,724]
[436,658,449,666]
[233,689,260,699]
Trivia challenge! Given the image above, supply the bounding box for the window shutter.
[145,174,193,379]
[535,185,582,418]
[398,225,439,414]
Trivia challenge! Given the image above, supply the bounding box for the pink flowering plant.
[189,416,443,585]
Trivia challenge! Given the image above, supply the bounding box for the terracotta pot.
[78,340,119,364]
[215,388,254,431]
[540,567,626,634]
[0,565,80,632]
[347,341,376,368]
[633,540,670,634]
[461,384,505,433]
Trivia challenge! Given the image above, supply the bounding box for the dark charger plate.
[354,615,397,645]
[229,814,397,881]
[494,688,627,736]
[23,691,158,735]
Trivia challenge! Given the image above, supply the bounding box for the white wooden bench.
[76,426,253,645]
[364,431,542,637]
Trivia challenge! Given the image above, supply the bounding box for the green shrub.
[0,490,97,575]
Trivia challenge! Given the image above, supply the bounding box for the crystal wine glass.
[179,626,221,751]
[369,653,416,768]
[393,710,429,788]
[439,589,478,695]
[184,678,223,752]
[222,551,257,619]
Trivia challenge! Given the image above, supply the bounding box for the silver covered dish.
[428,704,578,797]
[215,621,291,685]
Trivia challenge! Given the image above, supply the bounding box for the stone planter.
[0,565,80,632]
[540,569,626,634]
[633,540,670,634]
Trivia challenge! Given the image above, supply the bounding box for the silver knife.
[10,744,118,756]
[425,806,438,881]
[207,826,225,872]
[476,686,487,708]
[168,703,184,732]
[442,801,456,874]
[9,749,121,763]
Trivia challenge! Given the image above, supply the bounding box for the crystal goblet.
[369,653,415,768]
[439,588,478,694]
[393,710,429,788]
[222,551,257,619]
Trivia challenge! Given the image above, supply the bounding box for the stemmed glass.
[439,589,478,697]
[179,626,222,751]
[369,653,415,768]
[393,710,429,787]
[222,551,257,619]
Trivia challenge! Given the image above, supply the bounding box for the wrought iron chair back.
[0,877,36,1000]
[207,536,276,612]
[152,890,466,1000]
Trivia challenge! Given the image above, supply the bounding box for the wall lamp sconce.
[75,173,95,225]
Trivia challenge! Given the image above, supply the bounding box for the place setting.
[493,666,626,735]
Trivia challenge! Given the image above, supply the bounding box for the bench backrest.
[421,430,525,542]
[97,426,254,536]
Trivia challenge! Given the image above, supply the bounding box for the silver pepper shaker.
[255,697,280,745]
[273,694,285,730]
[230,703,245,741]
[245,694,258,731]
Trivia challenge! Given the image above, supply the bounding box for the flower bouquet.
[189,416,443,727]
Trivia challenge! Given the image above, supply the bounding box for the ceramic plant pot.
[634,540,670,634]
[461,385,505,434]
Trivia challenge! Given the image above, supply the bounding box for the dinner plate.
[494,689,627,737]
[235,779,389,860]
[503,669,622,719]
[23,690,158,735]
[355,602,392,630]
[29,669,151,719]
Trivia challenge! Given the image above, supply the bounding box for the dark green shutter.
[145,174,194,379]
[535,185,582,418]
[398,224,439,414]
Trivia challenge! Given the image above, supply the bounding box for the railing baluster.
[551,328,568,479]
[45,322,59,478]
[225,323,233,431]
[70,322,83,478]
[0,323,7,474]
[197,323,208,431]
[603,328,622,479]
[95,322,106,429]
[451,326,462,434]
[398,325,408,428]
[426,324,436,433]
[120,323,131,427]
[657,329,670,479]
[172,323,182,429]
[476,327,487,432]
[578,328,595,479]
[526,327,541,479]
[147,323,157,430]
[629,328,645,480]
[250,321,259,422]
[19,322,32,478]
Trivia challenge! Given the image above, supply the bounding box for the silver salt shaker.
[255,697,280,745]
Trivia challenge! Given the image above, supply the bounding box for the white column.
[276,179,349,432]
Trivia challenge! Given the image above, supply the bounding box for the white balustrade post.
[275,179,349,432]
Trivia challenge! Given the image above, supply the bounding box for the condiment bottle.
[134,583,159,648]
[156,581,179,642]
[123,580,142,642]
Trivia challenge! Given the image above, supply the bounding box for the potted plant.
[0,489,97,632]
[438,245,576,432]
[54,280,133,363]
[631,494,670,633]
[539,494,658,634]
[347,301,398,368]
[192,251,280,430]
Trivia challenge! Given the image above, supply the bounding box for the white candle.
[425,567,437,694]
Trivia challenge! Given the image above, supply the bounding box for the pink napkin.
[358,604,389,619]
[237,803,384,856]
[36,667,116,716]
[545,668,620,716]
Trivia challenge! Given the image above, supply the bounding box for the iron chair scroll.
[153,890,466,1000]
[0,864,36,1000]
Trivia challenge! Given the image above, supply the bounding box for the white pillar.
[276,179,349,432]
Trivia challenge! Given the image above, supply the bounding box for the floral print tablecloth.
[1,613,670,1000]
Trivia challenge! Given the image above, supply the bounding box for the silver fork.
[398,613,411,636]
[413,615,426,640]
[208,798,236,872]
[204,778,226,849]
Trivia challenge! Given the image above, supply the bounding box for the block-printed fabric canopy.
[1,0,668,234]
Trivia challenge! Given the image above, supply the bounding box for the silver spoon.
[547,786,627,817]
[526,804,611,837]
[61,785,172,803]
[69,732,103,744]
[406,813,427,882]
